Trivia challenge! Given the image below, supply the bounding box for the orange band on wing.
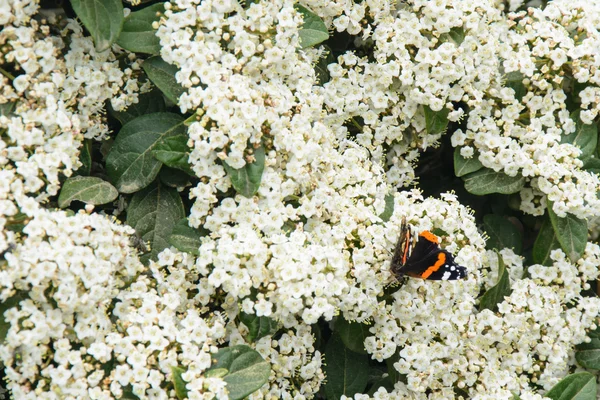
[419,231,439,244]
[420,252,446,279]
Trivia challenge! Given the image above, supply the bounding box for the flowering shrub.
[1,0,600,399]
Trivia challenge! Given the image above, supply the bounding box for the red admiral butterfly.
[390,217,467,281]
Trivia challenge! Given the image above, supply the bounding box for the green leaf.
[315,45,335,86]
[504,71,526,102]
[70,0,124,52]
[439,27,465,45]
[576,328,600,369]
[379,194,394,222]
[171,366,188,400]
[483,215,522,254]
[142,56,185,104]
[106,113,185,193]
[0,294,23,343]
[208,345,271,400]
[479,256,511,312]
[116,3,163,54]
[324,333,369,399]
[532,215,561,266]
[547,200,587,262]
[58,176,118,208]
[223,145,265,198]
[152,135,193,175]
[561,110,598,161]
[0,101,16,117]
[205,368,228,379]
[295,4,329,49]
[168,218,204,256]
[76,139,92,176]
[545,372,596,400]
[424,105,449,135]
[159,167,190,188]
[454,147,483,177]
[109,90,166,125]
[583,157,600,174]
[463,168,525,195]
[336,317,369,355]
[126,182,185,263]
[239,312,280,343]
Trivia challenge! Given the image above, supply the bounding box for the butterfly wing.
[399,234,467,280]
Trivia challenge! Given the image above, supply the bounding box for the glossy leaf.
[152,135,193,175]
[504,71,526,102]
[424,105,449,135]
[58,176,118,208]
[168,218,204,256]
[116,2,163,54]
[239,312,280,342]
[532,216,561,266]
[439,27,465,45]
[576,327,600,370]
[479,256,511,312]
[295,4,329,49]
[70,0,123,52]
[142,56,185,104]
[76,139,92,176]
[159,167,190,188]
[561,110,598,161]
[109,90,166,125]
[483,214,522,254]
[547,200,587,262]
[324,333,369,399]
[208,345,271,400]
[223,145,265,198]
[545,372,596,400]
[336,317,369,355]
[171,366,188,400]
[583,157,600,174]
[454,147,483,177]
[463,168,525,195]
[126,182,185,263]
[106,113,185,193]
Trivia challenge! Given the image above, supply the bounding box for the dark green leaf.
[142,56,185,104]
[545,372,596,400]
[116,3,163,54]
[583,157,600,174]
[504,71,526,102]
[479,256,511,312]
[0,294,23,343]
[295,4,329,49]
[109,90,166,125]
[483,214,522,254]
[70,0,124,52]
[547,200,587,262]
[159,166,190,188]
[315,46,335,86]
[561,110,598,161]
[118,385,141,400]
[463,168,525,195]
[424,105,449,135]
[576,330,600,369]
[208,345,271,400]
[58,176,118,208]
[171,366,188,400]
[126,182,185,263]
[324,333,369,399]
[168,218,205,256]
[152,135,193,175]
[76,139,92,176]
[439,27,465,45]
[239,312,280,342]
[0,101,16,117]
[454,147,483,177]
[106,113,185,193]
[336,317,369,355]
[532,216,561,266]
[379,194,394,222]
[223,145,265,198]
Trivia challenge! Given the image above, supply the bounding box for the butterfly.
[390,217,467,281]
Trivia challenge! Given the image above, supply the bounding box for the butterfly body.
[390,217,467,281]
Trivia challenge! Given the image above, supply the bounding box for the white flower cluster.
[364,246,600,398]
[452,0,600,220]
[0,206,145,398]
[321,0,507,188]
